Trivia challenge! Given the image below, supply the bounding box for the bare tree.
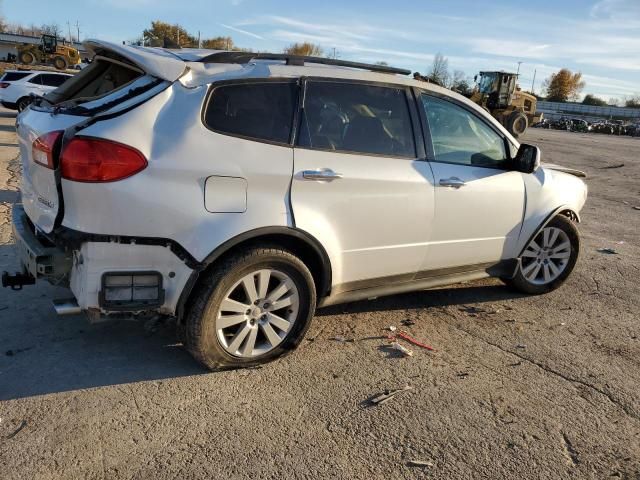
[40,22,62,37]
[283,42,323,57]
[427,52,450,87]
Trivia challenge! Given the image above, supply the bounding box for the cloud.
[220,23,263,40]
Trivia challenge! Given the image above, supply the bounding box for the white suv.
[0,70,73,111]
[4,41,588,370]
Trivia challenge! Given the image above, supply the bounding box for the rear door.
[418,93,525,270]
[291,79,435,289]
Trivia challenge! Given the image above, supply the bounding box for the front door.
[291,80,435,289]
[419,93,526,271]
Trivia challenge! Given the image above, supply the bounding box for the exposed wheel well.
[177,230,332,322]
[558,209,580,223]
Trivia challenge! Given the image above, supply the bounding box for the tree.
[426,52,450,87]
[582,94,607,106]
[283,42,323,57]
[202,36,234,50]
[143,20,196,47]
[608,98,621,107]
[40,22,62,37]
[624,95,640,108]
[542,69,585,102]
[450,69,471,95]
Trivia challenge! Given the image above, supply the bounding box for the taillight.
[0,82,10,88]
[60,137,148,182]
[32,131,63,169]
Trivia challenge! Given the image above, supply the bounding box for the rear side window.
[1,72,30,82]
[27,75,43,85]
[204,82,297,144]
[40,74,71,87]
[298,81,416,158]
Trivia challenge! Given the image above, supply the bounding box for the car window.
[1,72,31,82]
[298,82,416,158]
[421,94,507,168]
[40,74,71,87]
[27,75,43,85]
[204,82,297,144]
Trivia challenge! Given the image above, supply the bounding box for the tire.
[16,97,32,112]
[19,51,35,65]
[504,215,580,295]
[185,246,317,370]
[53,56,68,70]
[507,112,528,138]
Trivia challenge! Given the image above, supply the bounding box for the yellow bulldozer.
[17,34,81,70]
[469,71,542,138]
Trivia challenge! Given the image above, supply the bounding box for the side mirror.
[514,143,540,174]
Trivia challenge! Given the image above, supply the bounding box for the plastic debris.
[396,331,435,351]
[387,325,397,332]
[597,247,618,255]
[330,335,354,343]
[516,344,527,349]
[6,420,26,440]
[369,385,412,406]
[407,460,434,468]
[401,319,416,326]
[390,342,414,357]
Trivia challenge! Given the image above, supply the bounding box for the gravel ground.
[0,110,639,479]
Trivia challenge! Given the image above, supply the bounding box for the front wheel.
[504,215,580,294]
[185,247,317,370]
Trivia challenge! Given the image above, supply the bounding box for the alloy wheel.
[215,268,299,358]
[520,226,571,285]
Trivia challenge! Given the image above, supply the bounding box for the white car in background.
[0,70,72,111]
[4,40,588,370]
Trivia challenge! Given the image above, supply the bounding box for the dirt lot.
[0,109,639,479]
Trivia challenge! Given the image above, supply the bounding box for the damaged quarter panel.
[517,166,588,254]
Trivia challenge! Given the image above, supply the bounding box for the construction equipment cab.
[470,71,543,137]
[17,34,81,70]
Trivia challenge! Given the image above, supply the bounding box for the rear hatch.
[16,40,185,234]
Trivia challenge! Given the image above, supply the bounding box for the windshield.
[478,73,497,94]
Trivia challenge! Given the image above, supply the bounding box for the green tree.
[582,94,607,106]
[283,42,323,57]
[543,68,585,102]
[143,20,196,47]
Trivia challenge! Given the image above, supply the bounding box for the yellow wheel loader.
[469,71,543,138]
[17,34,81,70]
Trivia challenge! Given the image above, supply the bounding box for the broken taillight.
[60,137,148,183]
[32,131,63,169]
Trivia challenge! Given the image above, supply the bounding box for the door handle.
[302,168,343,181]
[439,177,466,188]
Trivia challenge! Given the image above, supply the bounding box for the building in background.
[0,32,90,62]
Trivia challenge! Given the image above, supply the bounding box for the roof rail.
[199,52,411,76]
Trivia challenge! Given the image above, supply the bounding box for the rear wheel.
[16,97,32,112]
[504,215,579,294]
[185,247,316,370]
[507,112,528,137]
[19,51,35,65]
[53,56,68,70]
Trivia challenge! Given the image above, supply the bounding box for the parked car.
[569,118,591,133]
[0,70,72,111]
[3,40,588,370]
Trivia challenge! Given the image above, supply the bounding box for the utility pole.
[531,69,537,94]
[198,30,201,48]
[516,61,523,75]
[67,21,72,42]
[75,20,80,42]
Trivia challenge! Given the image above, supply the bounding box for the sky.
[4,0,639,100]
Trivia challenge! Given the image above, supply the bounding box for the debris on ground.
[330,335,355,343]
[5,420,27,440]
[457,372,469,378]
[516,344,527,349]
[599,163,624,169]
[367,385,413,407]
[633,206,640,211]
[387,325,397,332]
[401,319,416,326]
[407,459,434,468]
[390,342,414,357]
[395,331,436,351]
[597,247,618,254]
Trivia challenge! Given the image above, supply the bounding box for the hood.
[541,163,587,178]
[83,39,187,82]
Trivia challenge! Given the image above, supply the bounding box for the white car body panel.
[0,71,72,105]
[292,148,435,287]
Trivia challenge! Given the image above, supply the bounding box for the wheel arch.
[176,227,332,322]
[517,206,580,257]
